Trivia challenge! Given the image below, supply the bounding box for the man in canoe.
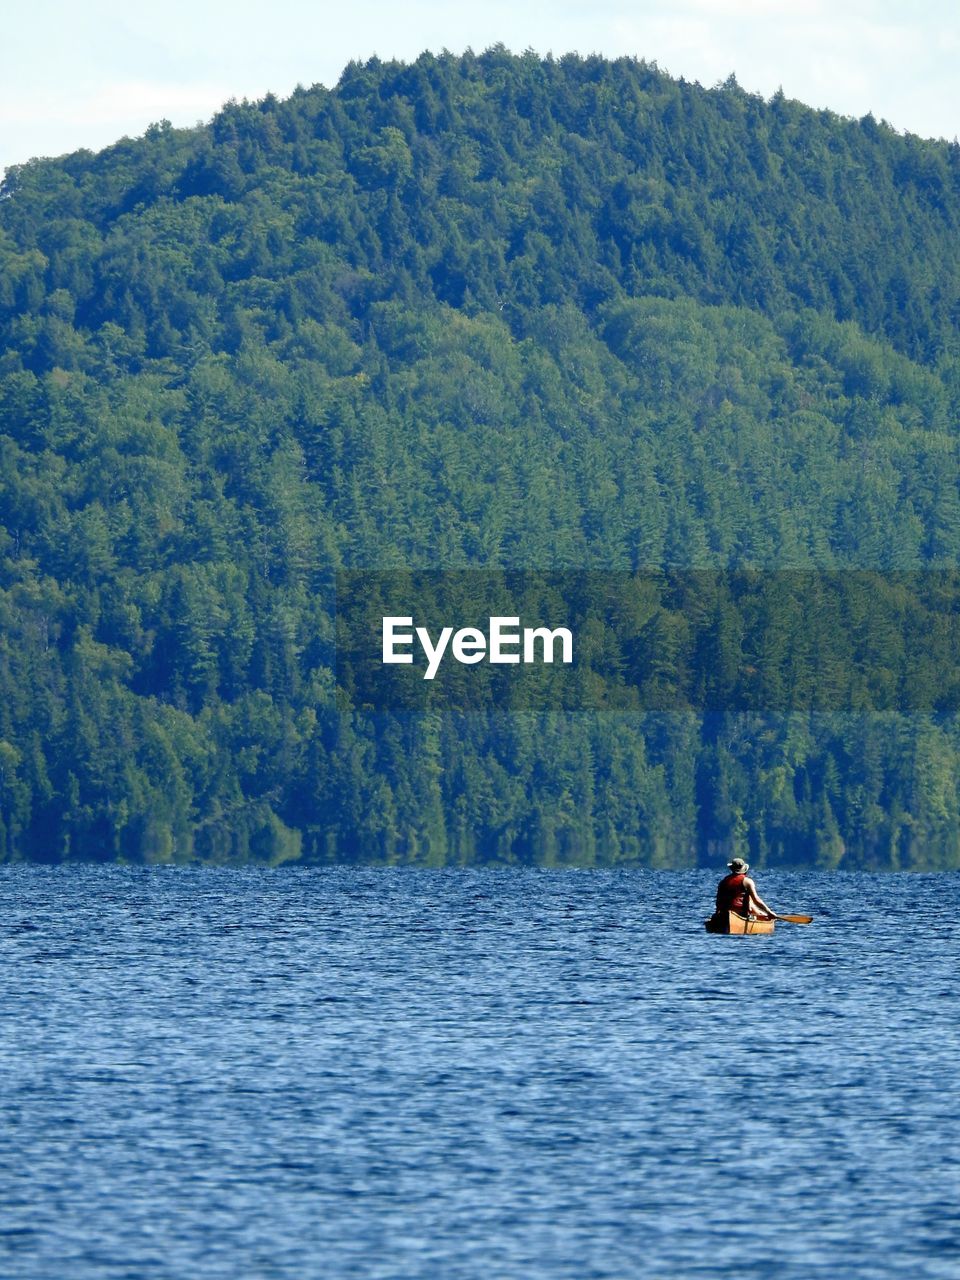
[710,857,777,926]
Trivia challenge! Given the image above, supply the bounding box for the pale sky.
[2,0,958,178]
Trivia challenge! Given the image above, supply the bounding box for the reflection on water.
[0,866,958,1279]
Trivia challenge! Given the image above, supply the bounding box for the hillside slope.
[2,50,960,867]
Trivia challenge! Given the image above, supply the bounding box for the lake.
[0,866,958,1279]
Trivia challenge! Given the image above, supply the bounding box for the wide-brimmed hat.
[727,858,749,872]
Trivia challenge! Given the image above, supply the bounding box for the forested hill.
[3,49,960,868]
[5,50,960,364]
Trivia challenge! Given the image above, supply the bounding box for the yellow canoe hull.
[705,910,775,935]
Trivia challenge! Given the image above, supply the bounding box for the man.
[712,857,777,924]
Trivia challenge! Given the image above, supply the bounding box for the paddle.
[773,913,813,924]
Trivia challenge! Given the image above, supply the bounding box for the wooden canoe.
[705,910,775,935]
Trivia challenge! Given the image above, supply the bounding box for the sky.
[2,0,958,178]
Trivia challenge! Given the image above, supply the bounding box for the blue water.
[0,867,958,1280]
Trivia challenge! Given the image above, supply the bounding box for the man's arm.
[744,876,776,919]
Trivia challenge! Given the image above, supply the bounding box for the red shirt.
[716,872,748,915]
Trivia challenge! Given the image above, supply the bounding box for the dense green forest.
[2,48,960,867]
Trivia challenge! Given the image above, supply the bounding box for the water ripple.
[0,866,958,1278]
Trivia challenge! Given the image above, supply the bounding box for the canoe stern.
[705,910,776,935]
